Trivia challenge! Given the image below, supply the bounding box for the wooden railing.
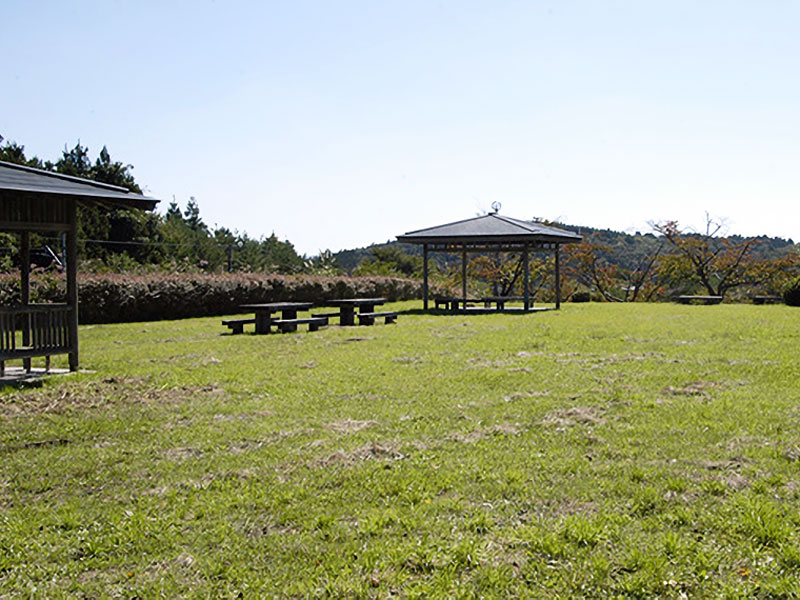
[0,304,73,370]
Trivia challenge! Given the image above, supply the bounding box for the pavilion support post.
[67,201,79,371]
[21,231,31,373]
[554,245,561,310]
[523,244,530,311]
[461,246,467,314]
[423,244,429,311]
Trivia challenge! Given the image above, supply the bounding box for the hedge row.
[0,272,440,324]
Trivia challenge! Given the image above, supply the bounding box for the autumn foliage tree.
[653,216,797,298]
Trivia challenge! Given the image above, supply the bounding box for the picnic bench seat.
[312,312,340,320]
[272,316,328,333]
[222,317,256,334]
[675,295,723,305]
[356,311,398,326]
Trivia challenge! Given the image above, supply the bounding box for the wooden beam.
[21,231,31,372]
[555,245,561,310]
[67,200,79,371]
[461,246,467,314]
[423,244,429,311]
[523,243,530,311]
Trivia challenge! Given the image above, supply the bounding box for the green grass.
[2,302,800,598]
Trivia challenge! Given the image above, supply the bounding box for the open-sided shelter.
[397,212,582,311]
[0,160,158,374]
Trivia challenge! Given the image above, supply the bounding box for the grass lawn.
[2,302,800,598]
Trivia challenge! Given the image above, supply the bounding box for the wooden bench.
[222,317,256,334]
[675,295,723,305]
[751,295,783,305]
[312,312,340,320]
[272,316,328,333]
[357,311,398,326]
[434,297,482,311]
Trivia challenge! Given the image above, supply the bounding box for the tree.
[653,215,773,298]
[354,247,422,278]
[566,234,664,301]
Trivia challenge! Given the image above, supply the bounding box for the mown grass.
[2,302,800,598]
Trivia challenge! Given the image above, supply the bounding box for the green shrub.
[1,272,440,323]
[784,276,800,306]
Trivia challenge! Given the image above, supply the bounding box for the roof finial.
[490,201,501,214]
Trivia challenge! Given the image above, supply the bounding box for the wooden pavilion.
[0,160,158,375]
[397,212,582,312]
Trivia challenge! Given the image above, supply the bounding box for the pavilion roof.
[0,160,158,211]
[397,213,582,245]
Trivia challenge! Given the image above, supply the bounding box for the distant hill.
[333,223,796,273]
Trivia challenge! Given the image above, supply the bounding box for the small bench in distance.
[272,316,328,333]
[357,311,398,326]
[751,295,783,305]
[675,295,723,305]
[222,317,256,334]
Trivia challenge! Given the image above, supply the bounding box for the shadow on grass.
[397,307,558,316]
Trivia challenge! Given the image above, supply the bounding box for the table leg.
[282,309,298,332]
[340,306,355,326]
[254,311,272,334]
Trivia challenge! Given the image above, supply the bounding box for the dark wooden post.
[21,231,31,372]
[423,244,429,311]
[554,245,561,310]
[523,243,530,311]
[461,246,467,314]
[67,201,79,371]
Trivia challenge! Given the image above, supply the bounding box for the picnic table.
[674,295,723,305]
[322,298,395,326]
[238,302,315,333]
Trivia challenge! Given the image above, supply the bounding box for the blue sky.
[4,1,799,254]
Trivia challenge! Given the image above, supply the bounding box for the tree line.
[0,141,307,274]
[2,139,797,299]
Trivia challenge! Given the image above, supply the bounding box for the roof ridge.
[0,159,134,194]
[403,213,493,235]
[492,214,537,232]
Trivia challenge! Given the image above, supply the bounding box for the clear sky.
[4,1,799,254]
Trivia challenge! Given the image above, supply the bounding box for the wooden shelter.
[0,160,158,375]
[397,212,582,311]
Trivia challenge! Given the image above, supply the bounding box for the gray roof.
[0,160,158,210]
[397,213,582,245]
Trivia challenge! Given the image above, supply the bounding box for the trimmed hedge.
[0,272,441,324]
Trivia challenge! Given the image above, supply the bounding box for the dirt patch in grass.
[540,406,606,429]
[0,378,225,416]
[662,380,719,398]
[163,446,205,461]
[504,391,550,402]
[319,440,405,466]
[448,423,523,443]
[326,419,378,434]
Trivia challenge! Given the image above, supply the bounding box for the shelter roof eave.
[0,160,159,211]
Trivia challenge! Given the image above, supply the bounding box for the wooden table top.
[239,302,313,311]
[326,298,387,306]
